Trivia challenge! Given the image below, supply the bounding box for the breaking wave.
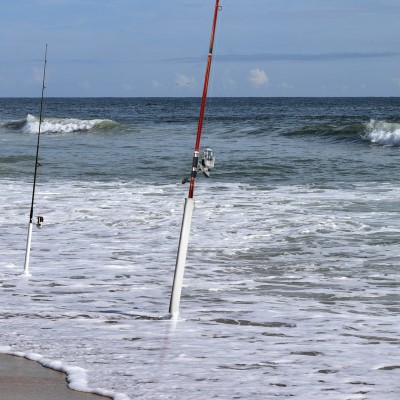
[2,114,120,134]
[283,119,400,147]
[363,119,400,146]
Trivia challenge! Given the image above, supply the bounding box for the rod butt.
[169,198,195,316]
[23,222,33,276]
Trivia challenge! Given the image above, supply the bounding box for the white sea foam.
[0,347,127,400]
[364,119,400,146]
[23,114,116,134]
[1,178,400,399]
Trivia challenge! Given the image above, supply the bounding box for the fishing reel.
[36,216,44,228]
[199,147,215,178]
[182,147,215,184]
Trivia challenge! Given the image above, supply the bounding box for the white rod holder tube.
[169,198,194,317]
[23,222,33,276]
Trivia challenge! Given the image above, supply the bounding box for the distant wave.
[283,121,366,143]
[0,119,26,130]
[363,119,400,146]
[283,119,400,147]
[1,114,120,134]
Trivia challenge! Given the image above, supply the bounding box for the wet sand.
[0,354,111,400]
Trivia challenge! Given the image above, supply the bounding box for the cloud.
[168,51,400,64]
[249,68,269,87]
[392,78,400,88]
[56,59,100,64]
[229,51,400,63]
[175,73,196,87]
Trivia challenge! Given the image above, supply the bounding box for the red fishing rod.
[169,0,221,317]
[188,0,220,199]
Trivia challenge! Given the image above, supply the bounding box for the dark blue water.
[2,97,400,185]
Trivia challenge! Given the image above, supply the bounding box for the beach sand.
[0,354,111,400]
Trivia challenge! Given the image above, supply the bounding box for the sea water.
[0,97,399,399]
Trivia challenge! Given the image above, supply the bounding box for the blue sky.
[1,0,400,97]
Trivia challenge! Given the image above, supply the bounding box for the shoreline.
[0,353,113,400]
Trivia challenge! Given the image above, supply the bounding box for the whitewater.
[1,97,399,399]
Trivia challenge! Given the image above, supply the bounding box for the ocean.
[0,97,399,399]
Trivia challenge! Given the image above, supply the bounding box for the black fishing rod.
[24,44,48,275]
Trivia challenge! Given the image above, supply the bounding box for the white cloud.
[175,73,196,87]
[249,68,269,87]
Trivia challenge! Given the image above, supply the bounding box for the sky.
[1,0,400,97]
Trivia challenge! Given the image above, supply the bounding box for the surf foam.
[0,347,129,400]
[23,114,117,134]
[364,119,400,146]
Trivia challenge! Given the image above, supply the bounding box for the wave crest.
[364,119,400,146]
[282,121,365,144]
[22,114,118,134]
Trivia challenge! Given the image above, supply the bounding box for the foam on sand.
[0,347,129,400]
